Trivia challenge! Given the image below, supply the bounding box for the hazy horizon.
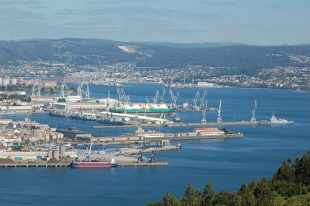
[0,0,309,46]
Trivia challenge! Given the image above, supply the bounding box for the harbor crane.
[193,91,200,109]
[199,90,207,108]
[201,110,207,124]
[106,90,110,111]
[250,100,257,122]
[160,88,165,103]
[36,78,41,97]
[85,82,90,99]
[77,81,83,99]
[60,77,67,98]
[169,89,178,108]
[217,99,222,123]
[31,83,36,97]
[153,90,159,104]
[117,87,130,103]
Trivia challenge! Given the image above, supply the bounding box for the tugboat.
[260,111,293,124]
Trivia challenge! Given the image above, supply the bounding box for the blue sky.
[0,0,309,45]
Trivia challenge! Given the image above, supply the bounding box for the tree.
[148,151,310,206]
[214,190,241,206]
[294,152,310,186]
[181,184,202,206]
[273,158,295,183]
[162,192,180,206]
[146,192,179,206]
[202,180,216,206]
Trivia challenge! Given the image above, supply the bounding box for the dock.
[0,162,168,167]
[118,162,168,167]
[0,163,70,168]
[93,121,259,129]
[90,133,244,145]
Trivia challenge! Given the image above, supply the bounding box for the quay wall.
[92,133,243,144]
[93,121,259,129]
[0,151,78,161]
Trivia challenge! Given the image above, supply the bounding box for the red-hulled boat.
[70,158,117,168]
[71,139,117,168]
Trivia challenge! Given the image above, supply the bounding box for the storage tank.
[131,104,141,109]
[53,149,59,160]
[144,104,150,109]
[150,104,159,108]
[48,150,53,159]
[159,104,168,109]
[123,104,132,109]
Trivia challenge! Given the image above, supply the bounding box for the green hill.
[1,38,310,73]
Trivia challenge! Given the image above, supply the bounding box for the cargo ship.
[71,140,117,168]
[109,103,176,114]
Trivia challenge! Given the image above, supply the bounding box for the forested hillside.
[147,151,310,206]
[1,39,310,73]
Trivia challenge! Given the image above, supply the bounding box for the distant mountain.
[142,42,246,48]
[0,38,310,74]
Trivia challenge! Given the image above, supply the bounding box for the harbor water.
[0,83,309,206]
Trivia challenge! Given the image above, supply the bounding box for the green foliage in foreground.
[147,151,310,206]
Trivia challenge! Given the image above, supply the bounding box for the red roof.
[194,128,222,132]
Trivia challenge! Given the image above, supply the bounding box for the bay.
[0,83,309,206]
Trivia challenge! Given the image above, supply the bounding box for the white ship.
[260,111,293,124]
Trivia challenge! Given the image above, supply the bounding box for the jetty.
[88,133,243,145]
[118,162,168,167]
[0,157,168,168]
[0,163,70,168]
[0,158,70,168]
[93,121,259,129]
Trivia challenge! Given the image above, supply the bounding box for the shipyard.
[0,77,292,169]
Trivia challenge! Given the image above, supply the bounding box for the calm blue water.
[1,84,309,206]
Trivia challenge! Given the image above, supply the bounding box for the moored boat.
[96,117,125,126]
[71,139,117,168]
[70,158,117,168]
[109,103,176,114]
[49,110,71,118]
[260,111,293,124]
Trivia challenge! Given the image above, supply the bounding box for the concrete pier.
[90,133,243,145]
[93,121,259,129]
[0,163,70,167]
[118,162,168,167]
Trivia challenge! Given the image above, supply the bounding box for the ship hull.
[71,162,117,168]
[109,108,176,114]
[97,119,125,126]
[49,112,70,118]
[260,120,294,124]
[71,116,96,121]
